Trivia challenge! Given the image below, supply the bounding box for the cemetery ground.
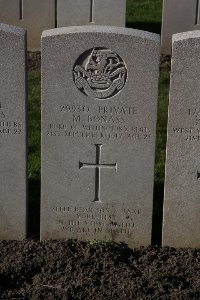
[1,49,200,300]
[1,0,200,299]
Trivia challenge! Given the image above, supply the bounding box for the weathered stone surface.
[0,0,20,21]
[161,0,200,54]
[57,0,91,27]
[41,26,160,247]
[163,31,200,248]
[0,0,55,50]
[57,0,126,27]
[0,23,27,240]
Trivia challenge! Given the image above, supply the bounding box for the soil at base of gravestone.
[0,240,200,300]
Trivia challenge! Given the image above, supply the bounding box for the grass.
[127,0,162,23]
[126,0,163,33]
[28,70,41,181]
[155,72,170,184]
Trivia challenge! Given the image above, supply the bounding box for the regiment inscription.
[41,26,160,247]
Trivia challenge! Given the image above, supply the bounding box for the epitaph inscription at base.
[41,26,160,247]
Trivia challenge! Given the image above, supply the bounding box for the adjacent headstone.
[0,23,27,240]
[41,26,160,247]
[161,0,200,54]
[0,0,55,51]
[57,0,126,27]
[163,31,200,248]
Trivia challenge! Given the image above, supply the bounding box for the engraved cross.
[196,0,200,25]
[79,144,117,202]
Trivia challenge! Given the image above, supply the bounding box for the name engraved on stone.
[73,48,127,99]
[41,27,160,246]
[196,0,200,25]
[79,144,117,202]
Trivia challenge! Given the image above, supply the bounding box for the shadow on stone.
[152,182,164,246]
[126,22,161,34]
[27,180,40,239]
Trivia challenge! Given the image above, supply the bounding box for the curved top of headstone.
[173,30,200,43]
[0,23,26,36]
[42,25,160,43]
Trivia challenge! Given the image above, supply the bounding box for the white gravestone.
[0,23,27,240]
[0,0,55,51]
[41,26,160,247]
[57,0,126,28]
[161,0,200,54]
[163,31,200,248]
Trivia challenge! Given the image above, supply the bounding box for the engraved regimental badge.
[73,47,127,99]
